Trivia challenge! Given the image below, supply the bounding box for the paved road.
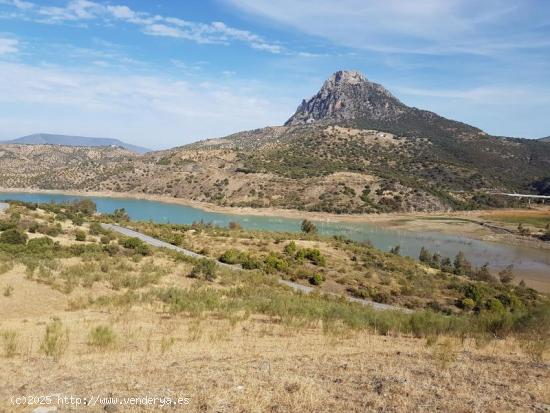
[103,223,408,312]
[102,223,238,269]
[0,202,8,213]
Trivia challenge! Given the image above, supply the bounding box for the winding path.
[102,223,409,312]
[0,202,8,213]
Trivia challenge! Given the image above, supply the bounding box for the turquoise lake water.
[1,192,549,279]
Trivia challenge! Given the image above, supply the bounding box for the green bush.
[283,241,297,256]
[461,298,475,310]
[308,274,324,285]
[264,252,288,273]
[88,325,116,349]
[75,230,86,242]
[0,228,27,245]
[122,237,150,255]
[26,237,55,253]
[219,249,244,265]
[190,259,217,281]
[296,248,326,266]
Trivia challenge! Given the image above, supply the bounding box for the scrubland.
[0,200,548,412]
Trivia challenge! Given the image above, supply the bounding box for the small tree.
[390,245,401,256]
[431,253,441,269]
[499,265,515,284]
[419,247,432,263]
[440,257,453,273]
[453,251,472,276]
[301,219,317,234]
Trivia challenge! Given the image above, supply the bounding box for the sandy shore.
[0,187,548,249]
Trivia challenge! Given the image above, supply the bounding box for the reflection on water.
[1,192,549,277]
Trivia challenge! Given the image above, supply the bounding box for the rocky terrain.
[1,70,549,214]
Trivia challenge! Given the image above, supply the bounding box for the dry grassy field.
[1,305,549,412]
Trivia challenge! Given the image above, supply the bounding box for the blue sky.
[0,0,549,149]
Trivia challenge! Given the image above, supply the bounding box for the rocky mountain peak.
[285,70,407,126]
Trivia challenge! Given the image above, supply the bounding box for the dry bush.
[1,330,18,358]
[40,318,69,361]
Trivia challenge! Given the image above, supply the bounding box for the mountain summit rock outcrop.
[285,70,407,126]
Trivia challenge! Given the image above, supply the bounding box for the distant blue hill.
[540,136,550,142]
[1,133,151,154]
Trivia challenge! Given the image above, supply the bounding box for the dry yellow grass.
[0,304,548,412]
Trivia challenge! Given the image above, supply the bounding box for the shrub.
[517,223,530,236]
[461,298,475,310]
[190,259,217,281]
[283,241,297,256]
[0,228,27,245]
[485,297,506,314]
[1,330,18,358]
[264,252,289,273]
[89,222,104,235]
[75,230,86,242]
[3,285,14,297]
[219,249,243,265]
[308,274,324,285]
[71,215,84,226]
[296,248,326,266]
[122,237,150,255]
[463,284,485,306]
[301,219,317,234]
[228,221,242,230]
[72,199,96,215]
[88,325,116,349]
[431,339,458,369]
[40,318,69,361]
[27,237,55,253]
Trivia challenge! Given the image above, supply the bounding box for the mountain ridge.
[1,70,549,214]
[1,133,152,154]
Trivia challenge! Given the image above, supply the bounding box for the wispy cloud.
[0,0,283,53]
[396,85,550,105]
[224,0,550,57]
[0,37,18,54]
[0,61,293,147]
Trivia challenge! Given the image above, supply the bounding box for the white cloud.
[0,0,283,53]
[0,61,293,147]
[0,37,18,54]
